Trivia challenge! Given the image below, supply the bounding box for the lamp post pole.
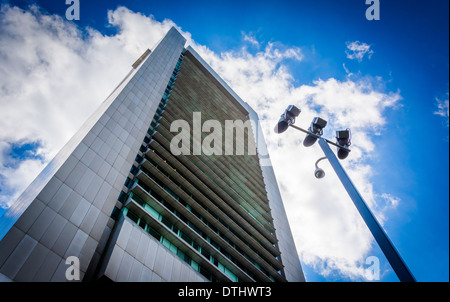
[316,135,416,282]
[276,105,416,281]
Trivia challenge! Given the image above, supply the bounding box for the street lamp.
[336,129,352,160]
[303,117,327,147]
[274,105,301,134]
[274,105,416,282]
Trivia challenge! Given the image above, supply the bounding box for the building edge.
[0,27,187,281]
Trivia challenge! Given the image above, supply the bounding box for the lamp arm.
[314,157,327,169]
[288,124,351,152]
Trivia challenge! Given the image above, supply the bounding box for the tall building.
[0,27,304,282]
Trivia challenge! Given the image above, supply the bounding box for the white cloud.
[0,5,177,206]
[193,34,401,280]
[0,5,402,280]
[346,41,374,62]
[434,95,449,127]
[380,193,401,209]
[242,31,260,48]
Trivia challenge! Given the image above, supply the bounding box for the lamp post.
[275,105,416,282]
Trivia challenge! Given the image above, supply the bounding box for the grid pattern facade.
[103,51,287,282]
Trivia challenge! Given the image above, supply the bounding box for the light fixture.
[274,105,301,134]
[303,117,327,147]
[314,157,327,179]
[336,129,351,160]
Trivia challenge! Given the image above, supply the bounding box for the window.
[126,210,139,224]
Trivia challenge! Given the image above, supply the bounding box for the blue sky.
[0,0,448,282]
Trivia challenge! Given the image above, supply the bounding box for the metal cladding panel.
[99,216,208,282]
[0,27,186,281]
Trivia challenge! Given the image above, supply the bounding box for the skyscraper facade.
[0,27,304,282]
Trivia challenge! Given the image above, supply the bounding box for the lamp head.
[274,105,301,134]
[336,129,352,159]
[303,117,328,147]
[314,167,325,179]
